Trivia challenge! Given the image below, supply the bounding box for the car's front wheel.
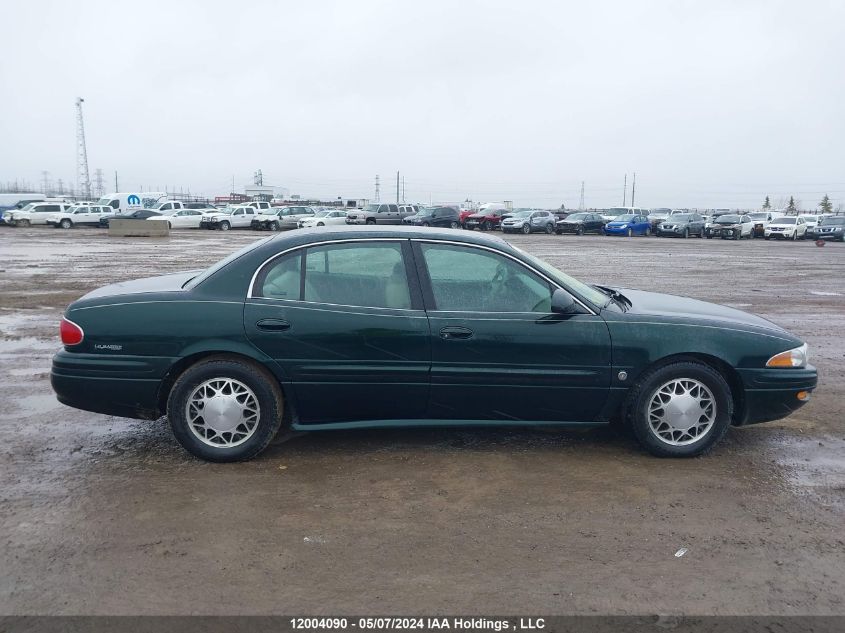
[168,358,284,462]
[219,221,230,231]
[522,224,531,234]
[625,361,733,457]
[450,221,459,229]
[60,219,72,229]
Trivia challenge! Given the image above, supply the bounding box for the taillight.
[60,318,84,346]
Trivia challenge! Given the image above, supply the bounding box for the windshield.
[17,203,38,213]
[820,217,845,226]
[802,216,817,221]
[605,208,631,215]
[774,217,796,224]
[565,213,588,221]
[312,210,330,218]
[716,215,740,223]
[749,213,768,220]
[510,211,532,219]
[612,215,634,222]
[670,214,691,222]
[512,246,608,308]
[364,204,380,212]
[216,208,237,215]
[96,198,111,205]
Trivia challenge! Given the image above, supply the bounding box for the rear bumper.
[51,350,170,420]
[735,366,818,425]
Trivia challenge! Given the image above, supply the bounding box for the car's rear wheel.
[625,361,733,457]
[545,223,554,234]
[219,221,230,231]
[60,219,72,229]
[450,221,459,229]
[423,221,430,227]
[168,358,284,462]
[317,222,324,226]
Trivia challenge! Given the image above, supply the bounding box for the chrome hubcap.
[185,378,260,448]
[647,378,716,446]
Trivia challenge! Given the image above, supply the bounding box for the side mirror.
[551,289,578,314]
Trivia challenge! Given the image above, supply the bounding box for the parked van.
[97,192,167,214]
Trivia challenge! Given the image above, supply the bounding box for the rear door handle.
[440,326,474,340]
[256,318,291,332]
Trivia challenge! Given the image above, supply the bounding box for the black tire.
[576,226,584,236]
[765,236,770,240]
[168,358,284,463]
[366,218,376,225]
[706,235,712,239]
[645,227,651,237]
[449,221,459,229]
[683,228,689,239]
[624,361,733,458]
[422,221,430,227]
[545,223,554,234]
[521,223,531,234]
[60,219,73,229]
[626,228,633,237]
[482,221,492,231]
[20,219,31,227]
[317,222,324,227]
[219,221,230,231]
[555,229,563,235]
[167,222,172,230]
[792,231,797,241]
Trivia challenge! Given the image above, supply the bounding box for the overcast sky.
[1,0,843,209]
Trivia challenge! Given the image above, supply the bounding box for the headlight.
[766,343,808,368]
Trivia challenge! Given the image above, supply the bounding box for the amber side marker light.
[797,391,811,402]
[60,318,84,346]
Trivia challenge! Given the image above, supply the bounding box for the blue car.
[603,214,652,236]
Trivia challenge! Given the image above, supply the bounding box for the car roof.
[265,224,509,249]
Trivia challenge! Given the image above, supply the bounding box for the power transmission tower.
[374,175,380,202]
[75,98,92,199]
[94,169,105,197]
[254,170,263,186]
[631,172,636,206]
[57,179,64,195]
[579,181,585,210]
[41,171,50,195]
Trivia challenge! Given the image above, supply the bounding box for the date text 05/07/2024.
[289,618,546,631]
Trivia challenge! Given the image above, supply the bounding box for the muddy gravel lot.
[1,227,843,616]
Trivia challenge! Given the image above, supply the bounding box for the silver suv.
[346,203,421,225]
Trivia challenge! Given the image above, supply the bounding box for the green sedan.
[51,227,817,462]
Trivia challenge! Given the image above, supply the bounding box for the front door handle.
[256,318,291,332]
[440,326,474,340]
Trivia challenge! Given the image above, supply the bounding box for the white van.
[97,192,167,214]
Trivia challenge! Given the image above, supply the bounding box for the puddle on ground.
[775,435,845,509]
[8,393,61,418]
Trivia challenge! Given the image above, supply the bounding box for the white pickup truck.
[200,205,258,230]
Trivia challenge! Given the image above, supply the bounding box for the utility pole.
[57,179,64,195]
[232,175,235,196]
[631,172,636,206]
[374,174,380,202]
[402,176,405,203]
[622,173,627,206]
[41,171,50,195]
[114,171,119,192]
[75,98,92,199]
[579,181,585,210]
[396,171,400,204]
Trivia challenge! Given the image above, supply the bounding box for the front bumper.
[657,227,686,236]
[604,226,630,235]
[735,365,818,425]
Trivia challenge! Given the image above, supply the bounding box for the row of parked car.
[4,198,843,243]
